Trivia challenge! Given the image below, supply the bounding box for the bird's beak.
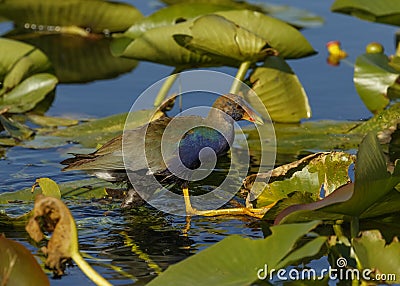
[242,110,264,125]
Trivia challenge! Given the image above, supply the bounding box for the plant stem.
[153,67,181,107]
[72,252,112,286]
[350,216,359,238]
[229,61,251,95]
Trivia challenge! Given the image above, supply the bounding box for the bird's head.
[212,93,264,125]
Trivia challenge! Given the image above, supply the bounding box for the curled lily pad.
[331,0,400,26]
[112,10,315,67]
[174,14,273,65]
[0,0,143,34]
[215,10,316,59]
[248,56,311,123]
[26,194,112,285]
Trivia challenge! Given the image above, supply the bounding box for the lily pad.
[27,113,78,127]
[174,14,272,64]
[353,230,400,283]
[331,0,400,27]
[248,56,311,123]
[354,53,398,113]
[0,38,57,113]
[0,235,49,286]
[112,10,316,67]
[215,10,316,59]
[0,0,143,34]
[147,221,325,286]
[124,3,239,38]
[275,133,400,224]
[245,152,354,208]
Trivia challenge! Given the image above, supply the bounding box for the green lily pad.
[174,14,272,64]
[0,38,57,113]
[0,178,110,204]
[216,10,316,59]
[0,0,143,33]
[350,102,400,135]
[248,56,311,123]
[9,33,138,83]
[147,221,325,286]
[275,133,400,224]
[27,114,78,127]
[112,10,315,67]
[0,73,58,113]
[111,21,214,68]
[0,235,49,286]
[331,0,400,27]
[124,3,239,39]
[354,53,398,113]
[262,3,324,29]
[353,230,400,283]
[247,152,354,208]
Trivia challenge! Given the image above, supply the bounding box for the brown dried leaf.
[25,194,78,276]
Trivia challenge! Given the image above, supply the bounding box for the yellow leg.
[182,187,277,219]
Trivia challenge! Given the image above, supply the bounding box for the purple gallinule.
[62,94,265,217]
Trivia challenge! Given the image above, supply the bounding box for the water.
[0,0,397,285]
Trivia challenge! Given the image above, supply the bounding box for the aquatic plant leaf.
[352,230,400,283]
[159,0,324,29]
[10,33,138,83]
[27,113,78,127]
[248,56,311,123]
[261,3,324,29]
[350,102,400,134]
[247,152,354,208]
[26,194,112,285]
[0,38,55,107]
[0,178,110,204]
[112,10,315,67]
[147,221,325,286]
[111,22,214,68]
[0,0,143,33]
[216,10,316,59]
[275,133,400,224]
[124,3,238,38]
[0,114,34,140]
[26,194,78,275]
[0,235,49,286]
[0,73,58,113]
[33,178,61,199]
[331,0,400,26]
[354,53,398,113]
[174,14,271,64]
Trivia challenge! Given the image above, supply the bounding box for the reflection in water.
[7,33,138,83]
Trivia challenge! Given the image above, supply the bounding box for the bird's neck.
[206,108,235,143]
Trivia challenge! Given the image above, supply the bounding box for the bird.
[61,93,264,216]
